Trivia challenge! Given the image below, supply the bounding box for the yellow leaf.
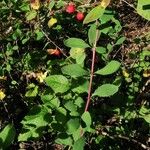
[122,70,129,78]
[100,0,111,8]
[48,17,57,28]
[0,90,6,101]
[0,76,7,80]
[36,71,48,83]
[143,70,150,78]
[30,0,40,10]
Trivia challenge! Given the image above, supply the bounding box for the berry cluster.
[65,3,84,21]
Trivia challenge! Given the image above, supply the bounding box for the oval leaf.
[95,60,121,75]
[100,0,111,8]
[0,124,16,149]
[61,64,88,78]
[88,24,97,46]
[64,38,89,48]
[81,112,92,127]
[83,5,105,24]
[92,84,119,97]
[26,10,37,21]
[45,75,70,93]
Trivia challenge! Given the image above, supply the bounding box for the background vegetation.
[0,0,150,149]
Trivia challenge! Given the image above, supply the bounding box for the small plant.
[0,0,150,149]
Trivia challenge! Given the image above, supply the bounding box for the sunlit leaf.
[45,75,70,93]
[30,0,40,10]
[137,0,150,20]
[64,38,90,48]
[83,5,105,24]
[95,60,121,75]
[93,84,119,97]
[100,0,111,8]
[61,64,88,78]
[0,124,16,149]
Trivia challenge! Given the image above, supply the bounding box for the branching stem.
[84,23,99,112]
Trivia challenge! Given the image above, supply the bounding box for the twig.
[84,22,99,112]
[79,1,99,8]
[121,0,135,10]
[41,28,71,61]
[101,131,150,150]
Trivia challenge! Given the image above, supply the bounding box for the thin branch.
[41,28,73,63]
[101,131,150,150]
[121,0,135,10]
[84,23,99,112]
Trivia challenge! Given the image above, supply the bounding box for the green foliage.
[18,105,52,141]
[95,60,121,75]
[45,75,70,93]
[88,23,97,46]
[73,137,85,150]
[70,48,86,65]
[64,38,90,48]
[0,0,149,149]
[83,5,105,24]
[61,64,88,78]
[93,84,119,97]
[81,111,92,128]
[0,124,16,149]
[26,10,37,21]
[137,0,150,20]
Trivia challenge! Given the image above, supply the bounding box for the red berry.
[66,4,76,14]
[76,12,84,21]
[47,49,61,56]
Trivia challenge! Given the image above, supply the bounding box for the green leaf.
[66,119,80,134]
[112,17,122,32]
[55,134,73,146]
[88,24,97,46]
[83,5,105,24]
[137,0,150,21]
[21,106,51,127]
[64,38,90,48]
[48,0,55,10]
[64,101,77,112]
[45,75,70,93]
[72,127,82,141]
[70,48,86,65]
[73,137,85,150]
[72,79,89,94]
[26,10,37,21]
[18,106,52,141]
[0,124,16,149]
[25,85,38,97]
[20,2,30,11]
[74,97,84,108]
[96,47,106,54]
[100,10,115,24]
[61,64,88,78]
[143,114,150,123]
[41,94,53,103]
[18,130,33,142]
[93,84,119,97]
[18,127,43,142]
[41,95,60,108]
[55,107,67,124]
[35,30,44,41]
[81,112,92,128]
[115,37,126,45]
[95,60,121,75]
